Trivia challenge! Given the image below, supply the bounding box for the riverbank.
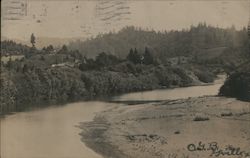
[0,62,218,114]
[219,62,250,101]
[80,96,250,158]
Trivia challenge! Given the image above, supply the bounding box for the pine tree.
[127,48,134,62]
[30,33,36,47]
[127,48,140,64]
[143,47,154,65]
[133,48,141,64]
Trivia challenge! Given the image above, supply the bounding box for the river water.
[0,75,226,158]
[112,75,225,101]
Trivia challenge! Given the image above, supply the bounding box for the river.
[112,75,226,101]
[0,75,226,158]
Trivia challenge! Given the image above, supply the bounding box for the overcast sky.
[2,0,250,41]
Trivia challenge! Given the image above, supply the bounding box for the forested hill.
[1,24,250,113]
[68,24,249,61]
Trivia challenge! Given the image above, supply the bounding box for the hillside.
[68,24,249,66]
[0,41,217,113]
[1,24,250,113]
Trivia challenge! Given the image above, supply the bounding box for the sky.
[1,0,250,41]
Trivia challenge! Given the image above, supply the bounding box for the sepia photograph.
[1,0,250,158]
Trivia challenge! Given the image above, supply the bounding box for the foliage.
[1,40,30,55]
[30,33,36,47]
[58,45,68,54]
[3,24,243,113]
[0,67,88,113]
[193,69,215,83]
[42,45,54,52]
[95,52,120,67]
[127,48,141,64]
[143,47,154,65]
[68,24,249,65]
[219,71,250,101]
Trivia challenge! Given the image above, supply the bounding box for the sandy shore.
[80,96,250,158]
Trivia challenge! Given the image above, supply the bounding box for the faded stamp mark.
[2,0,28,21]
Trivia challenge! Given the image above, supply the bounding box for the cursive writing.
[187,141,250,157]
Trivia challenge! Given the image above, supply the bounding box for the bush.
[193,114,210,121]
[194,70,214,83]
[221,112,233,117]
[219,72,250,101]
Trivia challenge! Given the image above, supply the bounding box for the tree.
[127,48,134,62]
[95,52,119,67]
[248,24,250,56]
[133,48,141,64]
[81,74,93,91]
[42,45,54,52]
[143,47,154,65]
[22,64,28,73]
[30,33,36,47]
[40,55,45,61]
[58,45,68,54]
[126,48,141,64]
[6,56,12,68]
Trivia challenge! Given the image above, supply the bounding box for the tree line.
[68,23,250,61]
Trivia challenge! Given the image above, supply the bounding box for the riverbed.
[1,75,226,158]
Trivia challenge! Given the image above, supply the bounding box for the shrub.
[221,112,233,117]
[219,72,250,101]
[194,70,214,83]
[193,114,210,121]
